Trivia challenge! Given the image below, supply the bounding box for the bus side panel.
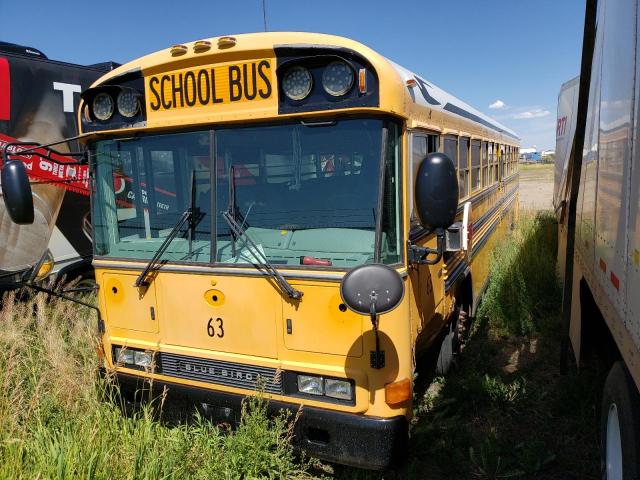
[593,0,636,321]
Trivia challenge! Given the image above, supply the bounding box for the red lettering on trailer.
[0,58,9,121]
[556,116,567,137]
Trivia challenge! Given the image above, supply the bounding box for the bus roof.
[87,32,519,144]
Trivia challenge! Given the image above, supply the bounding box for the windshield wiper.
[223,165,303,300]
[135,171,202,287]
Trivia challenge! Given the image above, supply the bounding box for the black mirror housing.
[415,152,459,232]
[1,160,34,224]
[340,264,404,315]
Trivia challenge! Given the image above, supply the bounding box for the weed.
[477,211,561,336]
[0,289,312,479]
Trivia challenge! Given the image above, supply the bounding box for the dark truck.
[0,41,117,288]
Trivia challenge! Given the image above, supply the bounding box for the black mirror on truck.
[1,160,34,224]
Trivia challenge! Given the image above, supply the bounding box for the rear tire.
[601,361,640,480]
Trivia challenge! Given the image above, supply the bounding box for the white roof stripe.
[388,60,520,140]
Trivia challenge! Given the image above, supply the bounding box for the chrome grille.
[157,352,282,394]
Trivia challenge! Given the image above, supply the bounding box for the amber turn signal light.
[385,378,412,405]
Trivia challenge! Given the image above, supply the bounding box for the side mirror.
[415,152,459,232]
[1,160,34,224]
[340,264,404,369]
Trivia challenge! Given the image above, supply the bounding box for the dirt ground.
[519,163,555,211]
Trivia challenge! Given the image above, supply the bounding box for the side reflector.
[599,258,607,272]
[611,271,620,290]
[358,68,367,94]
[385,378,412,405]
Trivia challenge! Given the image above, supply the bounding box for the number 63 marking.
[207,317,224,338]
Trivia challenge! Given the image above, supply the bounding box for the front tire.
[435,306,468,375]
[601,361,640,480]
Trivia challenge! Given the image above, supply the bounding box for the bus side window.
[471,139,481,192]
[493,143,499,183]
[458,137,469,199]
[481,141,488,187]
[411,135,428,227]
[427,134,439,154]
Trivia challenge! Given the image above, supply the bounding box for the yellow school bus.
[1,32,519,469]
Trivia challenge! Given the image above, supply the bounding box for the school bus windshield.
[91,117,402,267]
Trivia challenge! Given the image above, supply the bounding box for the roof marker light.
[218,36,237,49]
[170,44,188,56]
[358,68,367,94]
[194,40,212,53]
[406,79,417,88]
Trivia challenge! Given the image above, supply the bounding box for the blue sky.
[1,0,584,150]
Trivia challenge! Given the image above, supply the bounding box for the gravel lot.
[519,163,555,211]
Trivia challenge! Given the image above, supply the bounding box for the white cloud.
[489,100,506,110]
[512,109,550,120]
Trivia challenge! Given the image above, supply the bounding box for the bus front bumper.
[116,372,408,470]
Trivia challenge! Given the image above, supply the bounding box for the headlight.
[133,350,153,367]
[116,90,139,118]
[282,66,313,101]
[114,347,134,364]
[324,378,353,400]
[294,373,354,401]
[322,61,354,96]
[114,346,153,368]
[92,93,114,121]
[297,375,324,395]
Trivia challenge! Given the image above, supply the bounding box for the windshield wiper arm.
[135,171,203,288]
[134,210,191,287]
[222,210,303,300]
[223,165,301,299]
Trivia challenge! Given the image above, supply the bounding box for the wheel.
[436,306,467,375]
[601,361,640,480]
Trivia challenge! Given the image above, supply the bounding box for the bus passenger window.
[493,143,499,183]
[411,135,427,226]
[481,141,488,187]
[458,137,469,199]
[471,140,481,192]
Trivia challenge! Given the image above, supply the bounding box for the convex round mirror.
[340,264,404,315]
[415,152,458,231]
[1,160,34,224]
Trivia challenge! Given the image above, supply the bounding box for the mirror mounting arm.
[22,283,104,334]
[407,229,445,265]
[369,299,385,369]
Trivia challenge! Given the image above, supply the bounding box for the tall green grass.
[0,290,313,479]
[402,211,600,479]
[477,211,561,335]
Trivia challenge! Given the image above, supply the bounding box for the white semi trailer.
[555,0,640,477]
